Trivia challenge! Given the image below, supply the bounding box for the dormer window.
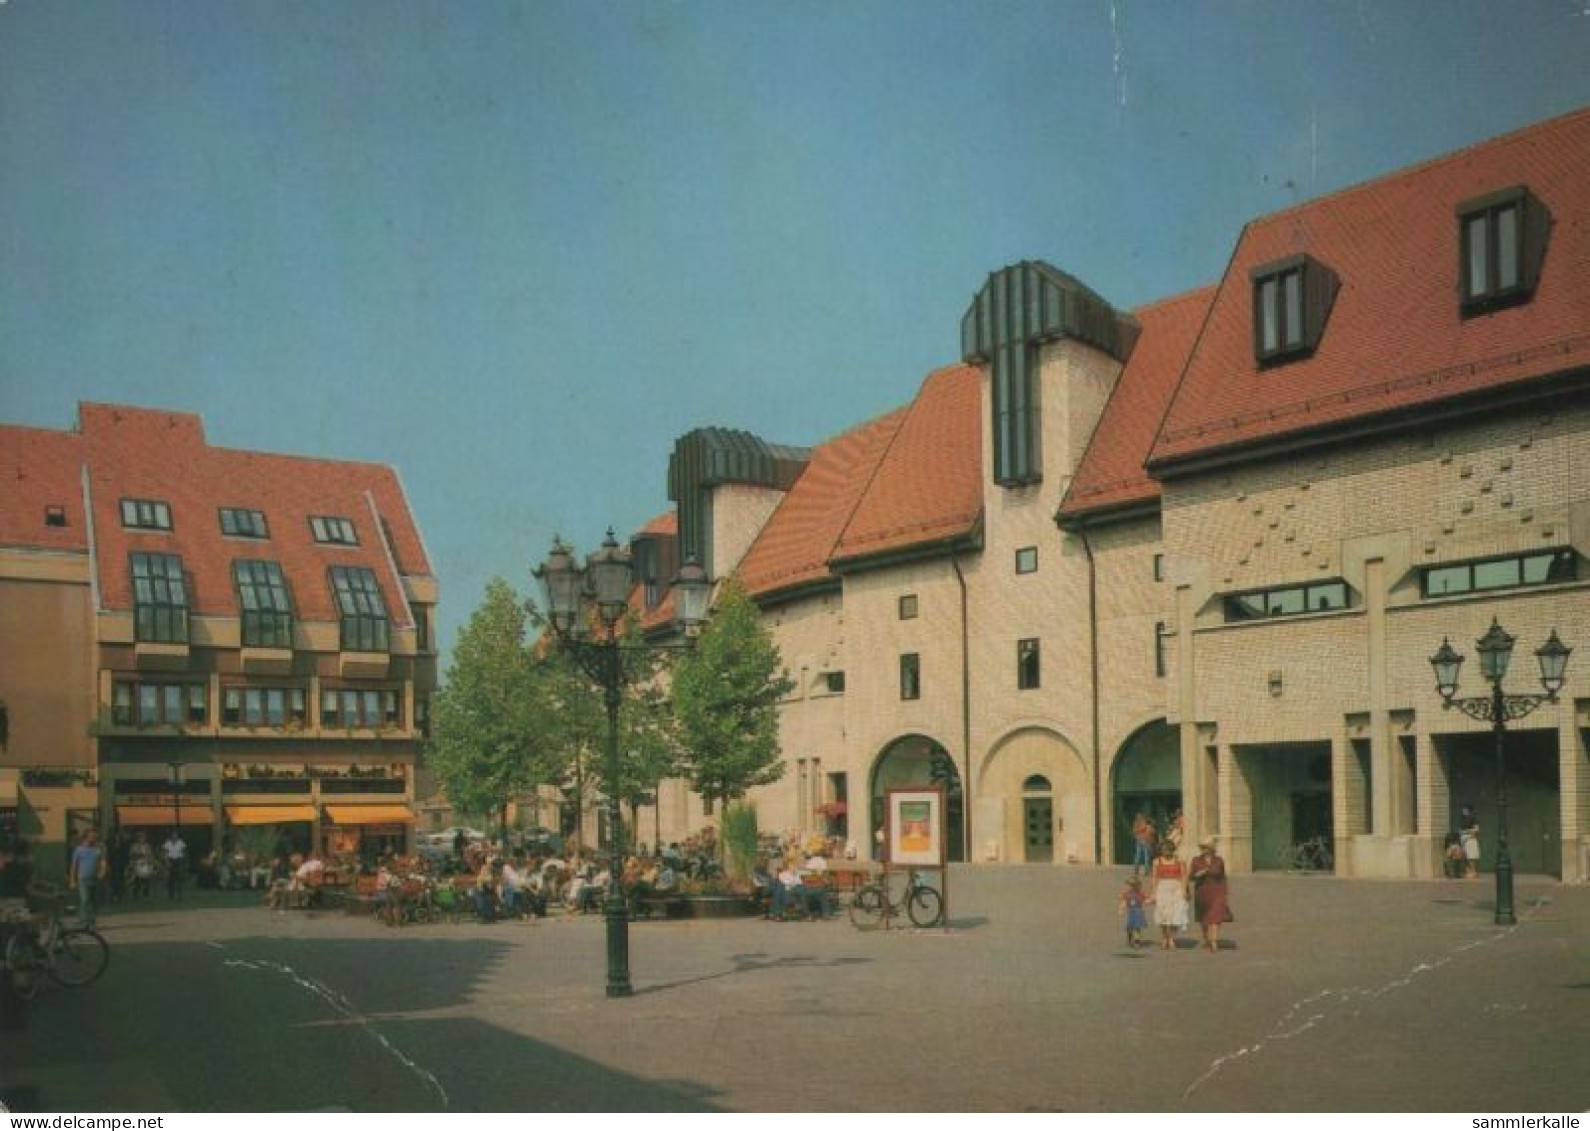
[220,508,269,539]
[1251,254,1338,365]
[121,498,172,531]
[310,515,359,546]
[1458,185,1550,314]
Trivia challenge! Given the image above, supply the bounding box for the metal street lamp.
[168,759,183,835]
[1428,618,1572,925]
[535,530,710,998]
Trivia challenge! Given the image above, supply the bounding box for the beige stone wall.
[963,340,1124,864]
[710,482,787,579]
[1164,397,1590,878]
[0,568,95,770]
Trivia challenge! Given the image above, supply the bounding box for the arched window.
[1022,774,1052,793]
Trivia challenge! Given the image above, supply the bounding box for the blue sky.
[4,1,1589,659]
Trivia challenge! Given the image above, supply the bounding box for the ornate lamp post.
[536,530,709,997]
[1429,619,1571,925]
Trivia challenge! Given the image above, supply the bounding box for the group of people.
[753,851,833,920]
[1119,835,1232,954]
[1444,804,1483,879]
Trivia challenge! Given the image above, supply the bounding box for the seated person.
[264,854,293,910]
[750,861,775,915]
[499,858,525,918]
[769,861,803,920]
[473,858,501,922]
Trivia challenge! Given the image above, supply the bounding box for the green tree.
[671,575,794,812]
[545,618,682,852]
[427,579,561,833]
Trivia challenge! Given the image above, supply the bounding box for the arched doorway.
[1021,775,1054,863]
[1111,721,1181,865]
[870,735,964,863]
[978,728,1089,864]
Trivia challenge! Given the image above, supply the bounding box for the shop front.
[322,804,414,864]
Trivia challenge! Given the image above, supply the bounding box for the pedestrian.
[162,829,188,900]
[107,828,130,904]
[128,832,155,899]
[1188,839,1232,953]
[1130,812,1156,871]
[1442,830,1466,879]
[1118,874,1148,947]
[1460,805,1480,879]
[1150,840,1188,950]
[69,828,109,929]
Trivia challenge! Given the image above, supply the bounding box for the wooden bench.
[631,894,688,920]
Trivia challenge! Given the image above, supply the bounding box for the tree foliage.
[671,576,794,808]
[427,579,562,820]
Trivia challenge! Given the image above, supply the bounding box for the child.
[1119,874,1148,947]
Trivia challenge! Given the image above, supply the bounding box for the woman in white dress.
[1149,840,1189,950]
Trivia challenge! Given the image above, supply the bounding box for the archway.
[870,735,964,863]
[978,727,1089,864]
[1111,720,1181,865]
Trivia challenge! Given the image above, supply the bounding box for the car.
[425,826,485,849]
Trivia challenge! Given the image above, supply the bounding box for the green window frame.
[899,653,921,701]
[131,552,189,643]
[1422,549,1575,599]
[1223,580,1350,623]
[330,566,390,652]
[234,560,294,648]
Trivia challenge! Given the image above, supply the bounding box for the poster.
[887,787,945,868]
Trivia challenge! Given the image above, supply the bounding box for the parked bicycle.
[1275,835,1334,873]
[847,868,943,929]
[3,892,110,999]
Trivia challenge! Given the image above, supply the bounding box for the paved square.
[6,866,1588,1112]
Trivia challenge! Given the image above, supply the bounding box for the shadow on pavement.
[636,951,871,997]
[6,933,730,1112]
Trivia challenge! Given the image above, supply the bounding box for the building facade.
[0,403,438,874]
[630,109,1590,882]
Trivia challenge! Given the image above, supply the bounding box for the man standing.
[69,828,108,929]
[162,829,188,901]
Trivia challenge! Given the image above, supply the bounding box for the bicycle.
[847,868,943,929]
[3,893,111,999]
[1274,835,1334,873]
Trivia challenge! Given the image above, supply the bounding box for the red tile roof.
[1058,286,1216,523]
[738,407,909,600]
[0,425,87,552]
[5,403,432,626]
[832,364,983,566]
[1150,107,1590,471]
[636,511,677,537]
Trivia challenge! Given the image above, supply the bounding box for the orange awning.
[117,805,210,828]
[224,804,317,826]
[323,804,414,826]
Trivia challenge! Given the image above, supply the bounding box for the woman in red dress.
[1188,839,1231,953]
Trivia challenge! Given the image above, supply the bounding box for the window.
[45,506,67,528]
[899,653,921,701]
[1017,638,1041,690]
[234,560,293,648]
[320,686,399,728]
[1155,622,1170,679]
[120,498,172,531]
[1458,186,1549,313]
[415,695,431,738]
[1153,553,1164,582]
[415,605,432,652]
[822,671,846,694]
[1422,549,1575,599]
[112,681,206,726]
[310,515,359,545]
[1250,254,1339,364]
[223,686,308,728]
[330,566,390,652]
[219,508,269,539]
[898,594,918,620]
[131,552,189,642]
[1224,580,1350,622]
[1015,546,1038,574]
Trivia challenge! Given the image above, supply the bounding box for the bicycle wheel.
[4,933,44,1000]
[847,885,886,929]
[906,886,943,928]
[48,928,109,988]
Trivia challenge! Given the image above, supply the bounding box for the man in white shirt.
[162,831,188,901]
